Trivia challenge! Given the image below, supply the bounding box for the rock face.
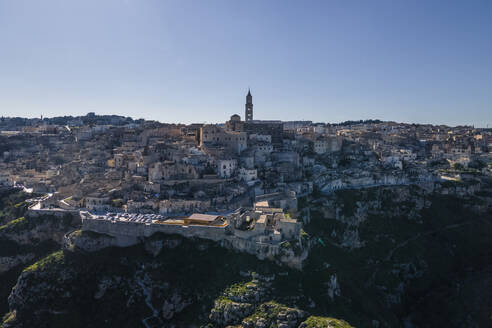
[0,214,80,246]
[210,298,308,328]
[7,251,75,318]
[220,237,308,270]
[0,254,35,274]
[3,248,195,328]
[161,292,191,320]
[64,230,117,252]
[242,302,306,328]
[2,183,492,327]
[209,297,255,326]
[144,235,182,257]
[326,274,340,300]
[209,274,312,328]
[209,274,270,326]
[0,213,81,318]
[2,233,354,328]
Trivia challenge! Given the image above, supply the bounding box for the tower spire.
[245,89,253,122]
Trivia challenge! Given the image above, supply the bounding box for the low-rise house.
[159,199,211,215]
[238,167,257,182]
[85,193,111,211]
[218,159,237,178]
[314,136,342,154]
[255,191,298,211]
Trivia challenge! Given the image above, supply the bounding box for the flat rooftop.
[187,213,221,222]
[82,211,228,227]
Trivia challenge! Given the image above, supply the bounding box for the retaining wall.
[81,217,305,269]
[82,218,228,242]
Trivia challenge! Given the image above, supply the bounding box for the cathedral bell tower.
[245,89,253,122]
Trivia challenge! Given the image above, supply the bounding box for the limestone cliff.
[0,212,81,319]
[2,233,353,328]
[2,182,492,327]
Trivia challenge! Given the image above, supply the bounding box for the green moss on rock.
[302,316,354,328]
[0,217,27,233]
[23,250,65,273]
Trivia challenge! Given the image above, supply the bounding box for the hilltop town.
[1,91,492,265]
[1,93,492,327]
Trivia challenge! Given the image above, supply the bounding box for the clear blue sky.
[0,0,491,126]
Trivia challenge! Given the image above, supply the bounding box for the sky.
[0,0,491,127]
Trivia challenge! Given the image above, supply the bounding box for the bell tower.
[245,89,253,122]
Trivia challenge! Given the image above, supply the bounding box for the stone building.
[159,199,211,215]
[200,124,247,155]
[218,159,238,178]
[148,161,200,182]
[238,167,258,182]
[314,136,343,154]
[84,193,111,211]
[225,114,244,132]
[244,121,284,146]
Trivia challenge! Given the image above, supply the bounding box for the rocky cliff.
[2,233,352,328]
[1,180,492,327]
[0,195,81,320]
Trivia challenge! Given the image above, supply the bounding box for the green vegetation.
[281,241,291,249]
[2,234,290,327]
[301,185,492,327]
[242,301,290,323]
[71,229,114,240]
[301,228,310,241]
[215,295,234,306]
[303,316,354,328]
[111,199,123,208]
[1,310,16,327]
[0,189,32,225]
[13,202,24,208]
[0,216,27,233]
[0,214,74,235]
[225,281,256,297]
[2,183,491,327]
[24,250,65,273]
[0,210,68,318]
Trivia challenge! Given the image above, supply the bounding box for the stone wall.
[81,218,228,243]
[27,208,81,220]
[81,217,306,269]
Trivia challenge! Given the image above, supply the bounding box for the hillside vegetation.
[1,183,492,327]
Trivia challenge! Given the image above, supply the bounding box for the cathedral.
[223,90,284,146]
